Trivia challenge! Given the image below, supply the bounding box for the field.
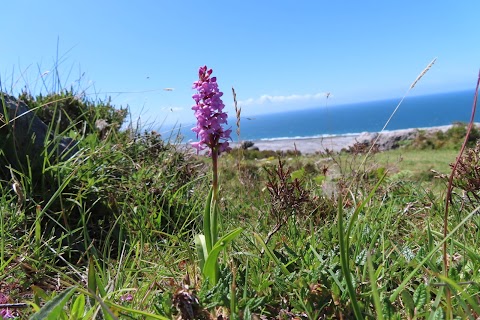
[1,88,480,320]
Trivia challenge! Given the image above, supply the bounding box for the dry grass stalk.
[358,57,437,157]
[232,87,241,139]
[349,58,438,195]
[410,58,437,89]
[232,87,246,185]
[380,57,437,134]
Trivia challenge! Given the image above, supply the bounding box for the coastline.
[235,135,358,154]
[229,124,457,154]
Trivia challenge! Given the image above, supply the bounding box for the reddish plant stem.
[443,70,480,318]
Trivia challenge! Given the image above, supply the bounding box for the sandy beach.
[230,124,458,154]
[239,135,359,154]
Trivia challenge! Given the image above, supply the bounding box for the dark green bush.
[2,90,205,263]
[410,122,480,150]
[18,89,128,135]
[445,121,480,146]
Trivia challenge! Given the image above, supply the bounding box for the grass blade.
[367,252,383,320]
[30,286,76,320]
[338,196,364,320]
[253,232,290,276]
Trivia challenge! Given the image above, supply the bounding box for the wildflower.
[191,66,231,155]
[0,293,7,304]
[0,308,14,319]
[0,292,15,319]
[120,293,134,303]
[191,66,243,289]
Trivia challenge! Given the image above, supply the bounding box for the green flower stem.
[211,148,219,247]
[212,148,218,199]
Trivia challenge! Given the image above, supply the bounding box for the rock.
[95,119,110,139]
[357,132,379,144]
[347,129,419,151]
[241,140,255,150]
[378,129,418,150]
[0,93,78,175]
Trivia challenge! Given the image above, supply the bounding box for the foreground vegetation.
[1,86,480,319]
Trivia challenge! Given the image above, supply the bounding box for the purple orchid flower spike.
[191,66,231,156]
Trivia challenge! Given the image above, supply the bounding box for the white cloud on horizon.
[238,92,331,108]
[160,106,185,112]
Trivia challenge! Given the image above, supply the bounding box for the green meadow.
[1,88,480,319]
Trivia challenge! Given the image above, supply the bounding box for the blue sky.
[1,1,479,128]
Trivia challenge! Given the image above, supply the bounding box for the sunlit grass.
[375,148,458,177]
[1,65,480,318]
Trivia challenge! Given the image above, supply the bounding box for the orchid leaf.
[203,227,243,285]
[195,234,208,272]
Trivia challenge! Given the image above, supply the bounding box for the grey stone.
[0,93,78,174]
[348,129,419,151]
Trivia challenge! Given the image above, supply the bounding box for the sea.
[172,90,477,142]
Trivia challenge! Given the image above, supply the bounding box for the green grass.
[1,86,480,319]
[373,148,458,184]
[376,148,457,173]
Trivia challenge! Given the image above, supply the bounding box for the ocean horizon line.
[232,123,468,143]
[169,89,476,143]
